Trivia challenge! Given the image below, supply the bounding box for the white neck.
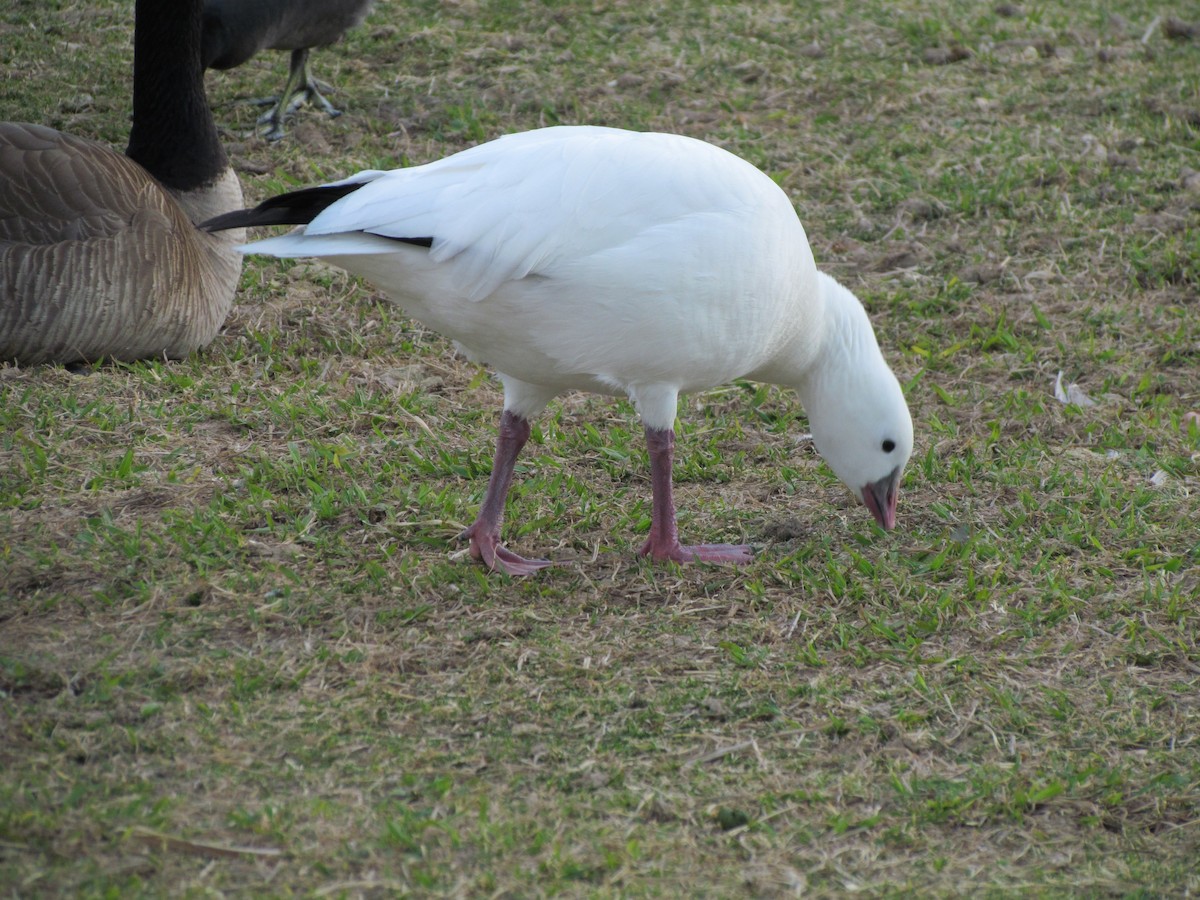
[792,273,889,408]
[749,270,874,391]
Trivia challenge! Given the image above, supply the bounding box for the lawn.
[2,0,1199,895]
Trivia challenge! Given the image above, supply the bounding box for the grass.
[3,0,1200,895]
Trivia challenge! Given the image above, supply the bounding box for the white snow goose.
[203,126,915,575]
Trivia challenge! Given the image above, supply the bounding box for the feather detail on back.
[0,124,242,364]
[296,127,776,302]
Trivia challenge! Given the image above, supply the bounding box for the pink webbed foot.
[456,408,551,576]
[461,523,551,577]
[639,537,755,566]
[638,424,755,567]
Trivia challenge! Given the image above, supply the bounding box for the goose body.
[0,0,243,366]
[205,126,914,573]
[201,0,374,140]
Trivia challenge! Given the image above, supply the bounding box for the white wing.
[294,126,777,302]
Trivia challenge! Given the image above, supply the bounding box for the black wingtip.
[201,181,368,233]
[200,209,259,232]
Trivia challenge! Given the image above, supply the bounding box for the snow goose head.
[795,273,913,530]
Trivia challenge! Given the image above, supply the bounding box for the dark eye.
[882,439,896,453]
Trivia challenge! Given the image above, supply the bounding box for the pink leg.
[638,425,754,565]
[458,409,551,576]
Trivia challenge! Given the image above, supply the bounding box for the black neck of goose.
[125,0,228,192]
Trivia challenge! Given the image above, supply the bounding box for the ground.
[2,0,1199,896]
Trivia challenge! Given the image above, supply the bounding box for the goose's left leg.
[459,409,552,576]
[639,425,754,565]
[291,48,342,117]
[258,48,341,141]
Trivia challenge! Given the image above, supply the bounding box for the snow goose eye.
[882,439,896,453]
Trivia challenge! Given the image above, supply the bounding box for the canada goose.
[204,126,914,575]
[0,0,244,367]
[201,0,375,141]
